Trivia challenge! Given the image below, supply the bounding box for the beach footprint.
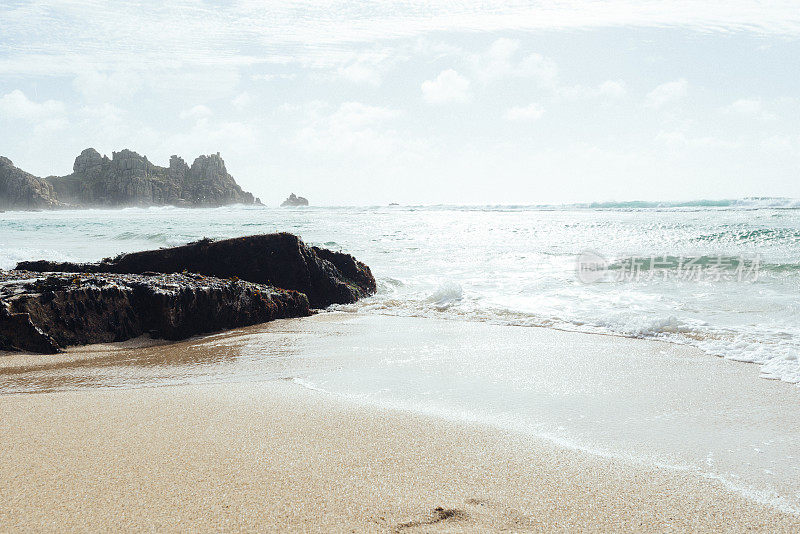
[392,506,469,532]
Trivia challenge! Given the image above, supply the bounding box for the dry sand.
[1,377,799,532]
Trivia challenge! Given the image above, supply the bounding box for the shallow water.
[3,314,799,514]
[1,202,799,384]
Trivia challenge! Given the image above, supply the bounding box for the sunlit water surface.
[2,203,799,383]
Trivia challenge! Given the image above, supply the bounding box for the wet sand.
[1,314,799,532]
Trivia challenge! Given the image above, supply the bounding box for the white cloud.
[655,129,737,149]
[0,89,64,121]
[33,117,69,134]
[3,1,800,79]
[232,92,252,109]
[153,66,242,101]
[326,102,401,128]
[251,73,297,81]
[68,104,130,146]
[645,79,688,108]
[421,69,471,104]
[335,50,401,85]
[560,79,628,99]
[469,39,626,102]
[295,102,408,156]
[721,97,778,121]
[759,134,798,153]
[469,39,558,87]
[338,61,382,85]
[469,38,520,81]
[516,52,559,87]
[724,98,762,115]
[180,105,213,120]
[166,120,260,160]
[505,103,545,121]
[598,80,628,98]
[72,69,141,102]
[79,103,125,122]
[411,38,464,59]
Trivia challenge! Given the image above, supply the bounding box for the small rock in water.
[280,193,309,207]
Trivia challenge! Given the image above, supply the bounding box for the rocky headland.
[2,234,376,353]
[0,156,65,210]
[0,148,260,210]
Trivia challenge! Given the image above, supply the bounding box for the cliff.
[0,148,260,209]
[0,157,66,210]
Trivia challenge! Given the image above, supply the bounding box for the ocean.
[4,201,800,513]
[2,200,799,386]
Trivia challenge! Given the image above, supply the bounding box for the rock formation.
[281,193,309,207]
[0,148,260,209]
[17,233,377,309]
[0,157,66,210]
[0,271,310,354]
[4,234,375,353]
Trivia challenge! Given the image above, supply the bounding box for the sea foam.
[2,202,799,384]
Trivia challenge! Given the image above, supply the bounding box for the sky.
[1,0,800,206]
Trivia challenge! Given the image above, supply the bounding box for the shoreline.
[2,378,799,532]
[0,308,778,381]
[3,205,799,389]
[2,312,800,530]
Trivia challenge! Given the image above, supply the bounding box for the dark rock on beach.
[0,271,310,354]
[281,193,308,207]
[4,234,375,353]
[0,148,259,210]
[17,233,377,309]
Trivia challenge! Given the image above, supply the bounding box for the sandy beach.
[4,0,800,529]
[2,381,799,532]
[2,313,799,532]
